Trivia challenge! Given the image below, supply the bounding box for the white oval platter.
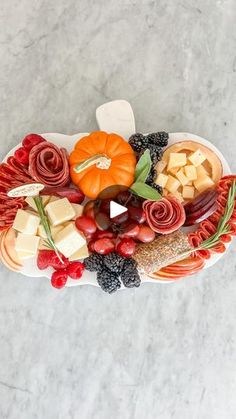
[2,100,231,286]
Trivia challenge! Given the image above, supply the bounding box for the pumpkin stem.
[74,154,112,173]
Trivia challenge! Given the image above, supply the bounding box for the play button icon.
[110,201,127,219]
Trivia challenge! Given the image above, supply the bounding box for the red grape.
[116,238,136,257]
[111,211,129,224]
[95,212,111,230]
[137,225,155,243]
[94,238,115,255]
[75,216,97,235]
[95,229,115,239]
[119,222,140,238]
[128,206,146,223]
[83,201,96,218]
[116,190,131,205]
[88,240,96,252]
[99,199,112,215]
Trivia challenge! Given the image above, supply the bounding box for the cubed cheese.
[182,186,195,199]
[170,190,184,203]
[196,164,210,177]
[37,224,64,239]
[71,203,84,220]
[175,169,189,186]
[15,233,40,255]
[49,196,60,203]
[184,165,197,181]
[13,209,40,235]
[25,196,37,211]
[167,153,187,170]
[168,166,179,175]
[155,173,169,188]
[16,251,35,260]
[54,223,86,258]
[193,175,215,192]
[41,195,51,206]
[188,149,206,167]
[45,198,76,226]
[156,160,167,173]
[69,244,89,261]
[165,175,181,193]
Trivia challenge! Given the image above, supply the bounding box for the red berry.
[37,250,55,270]
[51,269,68,289]
[88,240,96,252]
[75,216,97,235]
[111,211,129,224]
[22,133,46,151]
[67,262,84,279]
[137,225,155,243]
[51,252,70,270]
[94,238,115,255]
[116,238,136,257]
[128,206,146,223]
[14,147,30,165]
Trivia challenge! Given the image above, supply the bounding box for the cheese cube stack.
[175,169,189,186]
[15,233,40,255]
[13,210,40,235]
[54,223,86,258]
[45,198,76,226]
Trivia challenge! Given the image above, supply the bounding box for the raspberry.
[50,252,70,270]
[14,147,30,166]
[67,262,84,279]
[22,133,46,151]
[37,250,55,270]
[51,269,68,289]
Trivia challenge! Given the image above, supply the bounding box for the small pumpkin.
[69,131,136,199]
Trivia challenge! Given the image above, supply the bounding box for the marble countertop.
[1,1,236,418]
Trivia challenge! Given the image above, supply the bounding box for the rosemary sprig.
[197,180,236,251]
[33,196,64,264]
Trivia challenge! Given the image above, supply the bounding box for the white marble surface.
[0,1,236,418]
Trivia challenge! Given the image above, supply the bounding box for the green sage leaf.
[134,150,152,182]
[130,182,162,201]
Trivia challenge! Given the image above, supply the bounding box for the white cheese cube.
[188,149,206,167]
[184,165,197,181]
[54,223,86,258]
[69,244,89,261]
[175,169,189,186]
[193,175,215,192]
[37,224,64,239]
[155,173,169,188]
[49,196,60,203]
[167,153,187,170]
[168,166,179,175]
[182,186,195,199]
[25,196,37,211]
[165,175,181,193]
[71,203,84,220]
[15,233,40,255]
[196,164,210,177]
[45,198,76,226]
[13,209,40,235]
[16,251,35,260]
[156,160,167,173]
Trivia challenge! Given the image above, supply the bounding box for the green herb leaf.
[130,182,162,200]
[134,150,152,182]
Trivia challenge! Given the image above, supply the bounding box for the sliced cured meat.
[29,142,70,187]
[143,196,186,234]
[40,186,85,203]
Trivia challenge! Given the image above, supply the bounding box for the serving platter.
[1,100,232,287]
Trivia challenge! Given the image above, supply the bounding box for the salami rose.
[143,196,186,234]
[28,142,70,187]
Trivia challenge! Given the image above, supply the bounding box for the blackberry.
[148,145,163,165]
[150,183,163,194]
[146,168,157,185]
[146,132,169,148]
[121,264,141,288]
[123,258,138,271]
[97,269,121,294]
[103,252,125,274]
[128,133,145,153]
[84,253,104,272]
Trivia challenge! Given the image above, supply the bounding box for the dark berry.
[150,183,163,194]
[84,253,104,272]
[148,145,163,165]
[146,132,169,148]
[123,258,138,271]
[128,133,145,153]
[103,252,125,274]
[146,168,157,185]
[97,269,121,294]
[120,262,141,288]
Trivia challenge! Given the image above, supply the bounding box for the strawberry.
[51,269,68,289]
[14,147,30,165]
[67,262,84,279]
[22,133,46,151]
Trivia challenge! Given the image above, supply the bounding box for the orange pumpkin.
[69,131,136,199]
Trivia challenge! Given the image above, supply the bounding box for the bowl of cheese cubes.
[155,132,230,203]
